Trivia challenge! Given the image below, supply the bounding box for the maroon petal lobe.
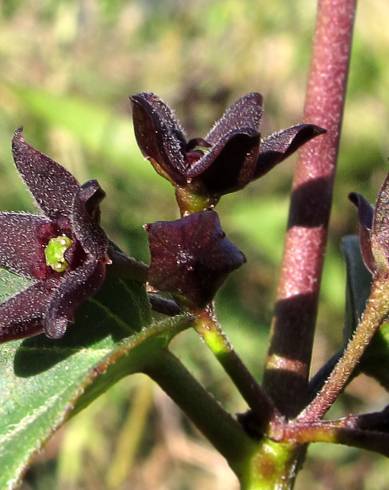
[44,258,106,338]
[12,129,81,220]
[146,211,246,307]
[255,124,326,179]
[334,427,389,457]
[71,180,109,258]
[205,93,263,145]
[0,213,51,279]
[349,192,376,274]
[0,279,57,343]
[187,130,260,194]
[372,172,389,271]
[131,93,187,184]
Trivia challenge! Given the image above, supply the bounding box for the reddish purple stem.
[264,0,357,417]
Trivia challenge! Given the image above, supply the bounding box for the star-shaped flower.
[349,172,389,275]
[0,129,111,342]
[145,210,245,307]
[131,92,325,209]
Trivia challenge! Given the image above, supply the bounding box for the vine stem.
[263,0,357,417]
[144,349,256,474]
[298,278,389,423]
[193,305,280,430]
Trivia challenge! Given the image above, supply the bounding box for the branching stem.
[298,278,389,423]
[145,349,256,472]
[194,305,280,431]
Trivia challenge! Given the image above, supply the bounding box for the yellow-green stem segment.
[194,306,277,431]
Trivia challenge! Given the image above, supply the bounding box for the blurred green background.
[0,0,388,488]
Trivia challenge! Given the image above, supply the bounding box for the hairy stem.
[263,0,357,417]
[298,278,389,423]
[271,417,389,458]
[145,349,256,473]
[194,306,279,431]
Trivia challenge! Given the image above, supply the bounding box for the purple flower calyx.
[0,129,111,343]
[145,210,246,308]
[131,91,325,213]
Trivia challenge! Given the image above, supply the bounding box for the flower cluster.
[0,91,325,342]
[0,129,110,342]
[133,92,325,307]
[131,91,324,211]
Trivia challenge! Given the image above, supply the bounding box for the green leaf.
[341,235,372,340]
[0,268,190,489]
[341,235,389,390]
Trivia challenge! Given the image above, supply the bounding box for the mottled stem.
[298,278,389,423]
[263,0,357,417]
[194,306,279,431]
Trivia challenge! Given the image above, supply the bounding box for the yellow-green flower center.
[44,235,73,273]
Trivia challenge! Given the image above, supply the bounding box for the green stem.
[175,185,218,214]
[298,278,389,423]
[194,306,279,431]
[144,349,256,474]
[240,440,300,490]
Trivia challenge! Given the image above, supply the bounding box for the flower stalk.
[194,305,279,430]
[298,277,389,423]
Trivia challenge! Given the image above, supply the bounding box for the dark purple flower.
[349,172,389,275]
[131,92,325,204]
[0,129,111,342]
[145,210,245,307]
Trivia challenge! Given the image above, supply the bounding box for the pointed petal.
[44,258,106,338]
[0,280,57,343]
[71,180,109,258]
[12,129,81,220]
[372,173,389,270]
[255,124,326,178]
[0,213,51,279]
[187,130,260,194]
[130,93,187,184]
[349,192,376,274]
[146,211,245,306]
[205,93,263,145]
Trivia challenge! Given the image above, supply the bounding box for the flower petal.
[44,258,106,338]
[0,213,51,279]
[255,124,326,178]
[205,93,263,145]
[0,280,57,343]
[349,192,376,274]
[146,211,246,307]
[131,93,187,184]
[71,180,109,258]
[187,130,260,194]
[12,129,81,220]
[372,173,389,271]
